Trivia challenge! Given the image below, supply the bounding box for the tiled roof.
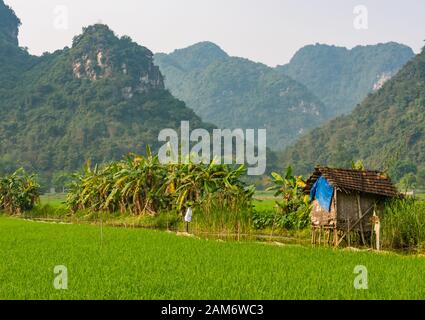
[305,167,399,198]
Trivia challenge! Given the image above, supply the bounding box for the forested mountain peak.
[156,41,229,72]
[69,24,164,93]
[278,42,415,116]
[0,0,20,45]
[155,40,415,151]
[0,1,35,89]
[154,41,328,150]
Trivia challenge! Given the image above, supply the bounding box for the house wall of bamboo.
[335,191,381,232]
[311,191,384,232]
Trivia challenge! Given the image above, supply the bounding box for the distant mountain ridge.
[155,42,328,150]
[278,42,415,116]
[281,46,425,182]
[155,41,414,151]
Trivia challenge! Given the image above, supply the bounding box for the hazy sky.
[5,0,425,66]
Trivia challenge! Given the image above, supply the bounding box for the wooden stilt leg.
[319,227,322,246]
[326,229,331,246]
[334,228,338,248]
[356,194,366,246]
[347,219,351,247]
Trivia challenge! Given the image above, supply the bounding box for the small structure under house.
[305,167,399,249]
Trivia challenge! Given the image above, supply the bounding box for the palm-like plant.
[67,148,254,218]
[265,167,311,230]
[0,168,40,215]
[267,166,308,214]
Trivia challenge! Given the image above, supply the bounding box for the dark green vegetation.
[0,0,19,46]
[155,42,327,150]
[0,1,36,90]
[0,1,211,185]
[1,216,425,300]
[283,47,425,186]
[278,43,414,116]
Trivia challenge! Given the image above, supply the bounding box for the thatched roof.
[305,166,399,198]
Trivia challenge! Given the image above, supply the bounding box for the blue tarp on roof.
[310,176,334,212]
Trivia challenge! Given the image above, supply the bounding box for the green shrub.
[252,210,275,230]
[24,204,69,219]
[252,205,310,231]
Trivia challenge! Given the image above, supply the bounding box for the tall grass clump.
[0,168,40,215]
[192,191,254,234]
[382,199,425,251]
[66,147,255,233]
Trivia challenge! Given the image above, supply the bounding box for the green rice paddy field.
[1,216,425,300]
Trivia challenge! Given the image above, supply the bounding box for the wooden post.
[373,206,381,251]
[334,227,338,247]
[334,189,338,247]
[375,220,381,251]
[356,194,366,245]
[319,227,322,246]
[347,218,351,247]
[326,229,330,246]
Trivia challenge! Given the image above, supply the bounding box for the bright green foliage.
[67,148,254,218]
[1,217,425,300]
[351,160,366,171]
[257,166,311,230]
[0,168,40,215]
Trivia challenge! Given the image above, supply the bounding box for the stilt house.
[305,167,399,248]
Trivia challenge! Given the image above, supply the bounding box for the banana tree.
[0,168,40,215]
[267,166,309,215]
